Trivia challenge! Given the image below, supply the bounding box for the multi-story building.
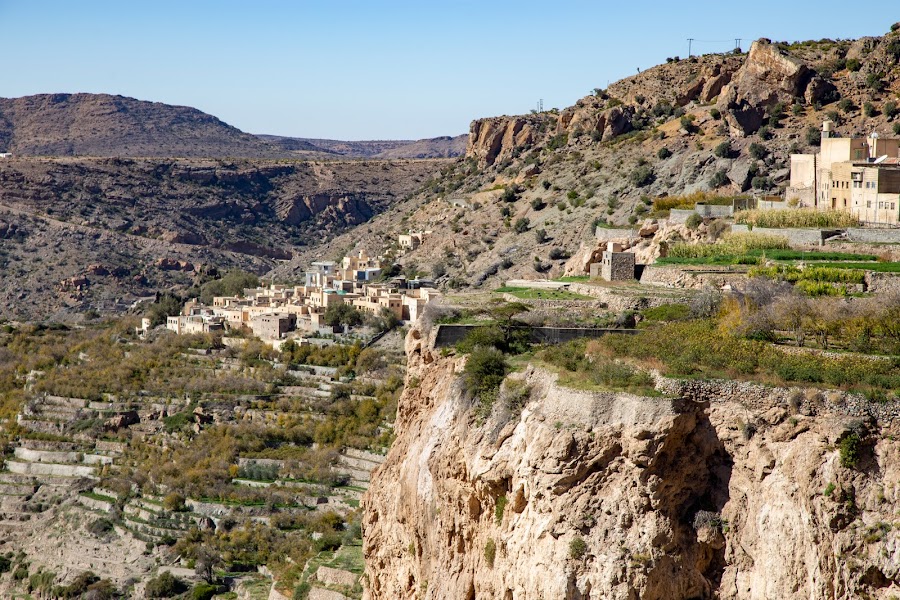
[788,121,900,225]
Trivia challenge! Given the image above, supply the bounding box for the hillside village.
[163,249,441,346]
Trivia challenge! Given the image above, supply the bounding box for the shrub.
[709,169,729,188]
[629,165,655,187]
[530,198,545,210]
[751,175,770,189]
[500,186,520,203]
[513,217,530,233]
[866,72,886,92]
[145,572,187,598]
[549,247,570,260]
[163,492,186,512]
[805,126,821,146]
[534,228,548,243]
[713,141,731,158]
[657,147,672,159]
[757,125,773,140]
[863,102,876,117]
[838,98,854,112]
[87,518,114,537]
[495,496,507,523]
[463,347,509,410]
[692,510,724,531]
[192,583,222,600]
[569,536,587,559]
[484,539,497,567]
[885,101,898,119]
[839,432,861,468]
[846,58,861,71]
[792,103,803,116]
[748,142,767,159]
[685,213,703,230]
[710,108,721,120]
[894,122,900,136]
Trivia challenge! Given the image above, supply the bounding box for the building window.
[867,201,871,208]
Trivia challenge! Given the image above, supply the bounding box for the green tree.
[324,304,363,327]
[146,293,183,327]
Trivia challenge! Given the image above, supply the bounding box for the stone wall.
[865,271,900,294]
[595,226,637,241]
[432,325,637,347]
[730,224,841,246]
[847,228,900,244]
[640,265,749,289]
[668,204,734,224]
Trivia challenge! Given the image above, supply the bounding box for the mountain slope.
[0,93,467,160]
[285,30,900,287]
[0,93,288,158]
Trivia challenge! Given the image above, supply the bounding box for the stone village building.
[788,121,900,225]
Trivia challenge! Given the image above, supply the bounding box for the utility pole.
[687,38,694,57]
[735,38,742,52]
[537,99,543,113]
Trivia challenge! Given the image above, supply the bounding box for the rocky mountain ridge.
[0,93,466,159]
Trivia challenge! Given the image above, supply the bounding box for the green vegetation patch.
[600,318,900,398]
[494,286,592,300]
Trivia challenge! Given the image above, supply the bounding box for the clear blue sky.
[0,1,894,140]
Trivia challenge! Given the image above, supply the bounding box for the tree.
[199,270,260,305]
[146,293,183,327]
[805,126,821,146]
[324,304,363,328]
[657,147,672,159]
[884,101,898,120]
[194,546,222,584]
[513,217,530,233]
[145,572,187,598]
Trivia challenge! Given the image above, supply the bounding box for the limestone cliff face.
[362,329,900,599]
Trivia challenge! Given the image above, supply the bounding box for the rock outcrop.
[467,116,547,166]
[363,328,900,599]
[717,39,835,135]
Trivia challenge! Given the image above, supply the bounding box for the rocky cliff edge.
[362,326,900,599]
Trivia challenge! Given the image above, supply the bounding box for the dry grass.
[734,209,859,228]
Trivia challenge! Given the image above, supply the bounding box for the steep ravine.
[362,329,900,599]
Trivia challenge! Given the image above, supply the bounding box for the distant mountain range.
[0,93,466,159]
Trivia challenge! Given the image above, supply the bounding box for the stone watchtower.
[589,242,636,281]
